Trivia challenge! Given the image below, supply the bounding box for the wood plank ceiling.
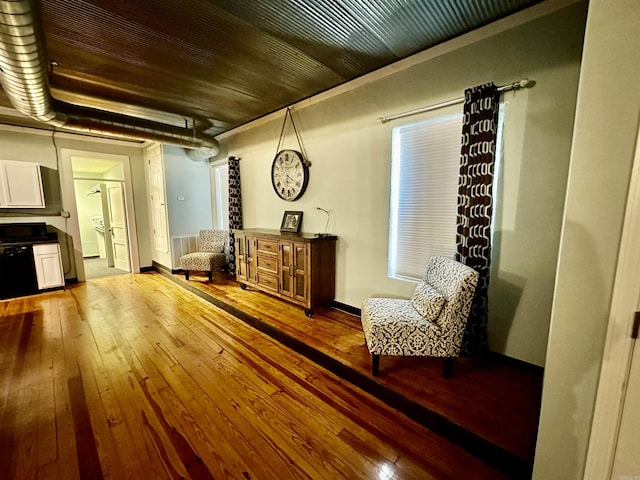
[0,0,541,138]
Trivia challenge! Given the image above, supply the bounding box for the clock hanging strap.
[276,108,311,166]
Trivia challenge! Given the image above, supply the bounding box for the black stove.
[0,223,58,300]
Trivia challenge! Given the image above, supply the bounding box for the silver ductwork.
[0,0,219,153]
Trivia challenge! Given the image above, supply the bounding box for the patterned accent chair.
[180,230,229,282]
[361,256,478,378]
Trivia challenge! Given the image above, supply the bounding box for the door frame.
[584,125,640,478]
[59,148,140,282]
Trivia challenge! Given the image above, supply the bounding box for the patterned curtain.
[227,156,243,275]
[456,83,500,355]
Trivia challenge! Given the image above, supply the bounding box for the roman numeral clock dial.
[271,149,309,201]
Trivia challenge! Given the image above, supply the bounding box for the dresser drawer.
[256,254,278,274]
[256,272,278,292]
[256,238,278,255]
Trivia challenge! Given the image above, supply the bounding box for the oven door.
[0,245,39,300]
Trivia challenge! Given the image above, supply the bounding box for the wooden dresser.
[233,228,337,317]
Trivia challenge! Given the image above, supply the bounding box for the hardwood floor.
[0,272,512,479]
[167,269,543,478]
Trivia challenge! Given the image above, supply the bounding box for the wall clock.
[271,149,309,201]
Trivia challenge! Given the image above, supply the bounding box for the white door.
[607,126,640,478]
[107,183,130,272]
[611,309,640,478]
[147,145,169,252]
[584,124,640,479]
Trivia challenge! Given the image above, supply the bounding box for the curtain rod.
[378,78,533,124]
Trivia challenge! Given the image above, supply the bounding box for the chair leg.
[372,354,380,376]
[208,270,213,282]
[185,270,190,281]
[443,357,454,379]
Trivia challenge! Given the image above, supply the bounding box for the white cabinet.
[0,160,45,208]
[33,243,64,289]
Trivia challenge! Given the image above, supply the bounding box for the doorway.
[73,178,129,279]
[61,149,139,282]
[72,158,130,279]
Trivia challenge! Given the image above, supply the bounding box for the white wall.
[0,127,151,279]
[73,178,104,257]
[214,2,586,366]
[533,0,640,478]
[163,146,213,236]
[103,162,124,180]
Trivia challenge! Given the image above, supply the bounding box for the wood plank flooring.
[0,272,511,479]
[167,269,543,477]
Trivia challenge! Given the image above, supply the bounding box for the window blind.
[388,113,463,280]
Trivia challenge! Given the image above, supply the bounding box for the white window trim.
[211,161,229,231]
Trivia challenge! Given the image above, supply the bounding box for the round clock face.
[271,149,309,201]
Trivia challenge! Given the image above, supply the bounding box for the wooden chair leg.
[443,357,454,379]
[185,270,190,281]
[372,354,380,376]
[208,270,213,282]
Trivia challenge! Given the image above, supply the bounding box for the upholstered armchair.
[360,255,478,378]
[180,230,229,282]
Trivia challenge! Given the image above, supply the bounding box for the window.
[212,162,229,230]
[388,113,463,280]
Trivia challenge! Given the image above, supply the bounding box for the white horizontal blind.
[388,113,463,280]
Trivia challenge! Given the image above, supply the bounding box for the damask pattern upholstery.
[410,282,446,323]
[180,230,229,281]
[361,255,478,375]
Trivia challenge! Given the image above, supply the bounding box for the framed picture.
[280,210,303,233]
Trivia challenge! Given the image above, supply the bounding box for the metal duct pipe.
[0,0,219,153]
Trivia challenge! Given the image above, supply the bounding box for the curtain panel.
[227,156,243,275]
[456,83,500,355]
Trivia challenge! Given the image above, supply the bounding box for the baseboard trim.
[330,300,361,316]
[489,351,544,376]
[151,261,183,275]
[140,265,154,273]
[154,266,532,478]
[151,260,170,273]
